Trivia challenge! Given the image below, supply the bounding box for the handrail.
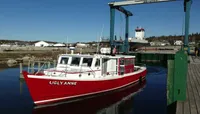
[58,66,69,77]
[80,65,96,77]
[134,63,146,67]
[28,60,56,75]
[88,67,96,77]
[28,60,100,78]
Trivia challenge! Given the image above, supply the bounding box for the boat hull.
[23,69,147,106]
[33,80,146,114]
[129,42,150,51]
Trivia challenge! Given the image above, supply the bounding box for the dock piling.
[53,60,56,67]
[38,62,41,72]
[20,63,22,74]
[48,62,51,69]
[31,61,35,74]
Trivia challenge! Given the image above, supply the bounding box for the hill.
[146,32,200,45]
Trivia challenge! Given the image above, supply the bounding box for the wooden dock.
[176,56,200,114]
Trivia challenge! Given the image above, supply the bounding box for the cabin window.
[125,59,130,65]
[95,59,100,67]
[60,57,69,64]
[82,58,93,67]
[124,58,134,65]
[71,57,80,66]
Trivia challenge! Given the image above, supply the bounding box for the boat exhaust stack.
[69,47,75,54]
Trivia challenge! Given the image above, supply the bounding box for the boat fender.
[88,73,90,76]
[79,74,81,77]
[106,72,110,75]
[112,47,117,56]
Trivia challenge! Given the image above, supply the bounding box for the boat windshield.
[71,57,81,66]
[60,57,69,64]
[82,58,93,67]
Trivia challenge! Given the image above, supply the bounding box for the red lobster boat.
[23,53,147,106]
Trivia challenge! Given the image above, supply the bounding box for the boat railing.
[134,63,146,67]
[46,66,70,77]
[56,66,69,77]
[88,67,96,77]
[109,71,117,76]
[35,62,49,75]
[80,65,96,77]
[134,63,146,71]
[27,60,57,74]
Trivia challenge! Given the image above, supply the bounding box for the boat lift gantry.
[108,0,192,54]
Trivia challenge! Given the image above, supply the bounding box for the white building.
[34,41,49,47]
[174,40,183,46]
[135,27,145,40]
[76,43,89,48]
[0,44,11,47]
[53,43,65,47]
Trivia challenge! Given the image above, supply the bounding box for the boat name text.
[49,81,77,86]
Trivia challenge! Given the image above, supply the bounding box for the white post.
[28,60,30,73]
[31,62,35,74]
[48,62,51,68]
[20,63,22,74]
[71,50,74,54]
[53,60,56,68]
[38,62,41,72]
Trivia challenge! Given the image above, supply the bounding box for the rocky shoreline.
[0,50,61,67]
[0,47,97,67]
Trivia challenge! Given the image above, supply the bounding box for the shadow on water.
[0,66,169,114]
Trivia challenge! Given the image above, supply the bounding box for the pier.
[176,57,200,114]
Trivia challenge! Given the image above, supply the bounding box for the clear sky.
[0,0,199,43]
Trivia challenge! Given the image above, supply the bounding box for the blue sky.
[0,0,199,43]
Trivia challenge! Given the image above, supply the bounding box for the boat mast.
[97,24,104,54]
[66,36,68,54]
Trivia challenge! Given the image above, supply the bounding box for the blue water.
[0,66,167,114]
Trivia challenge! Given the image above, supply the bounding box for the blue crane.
[108,0,192,54]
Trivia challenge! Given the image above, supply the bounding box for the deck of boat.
[176,56,200,114]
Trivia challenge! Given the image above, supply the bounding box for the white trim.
[35,76,145,104]
[28,66,146,81]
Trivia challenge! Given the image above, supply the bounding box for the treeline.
[146,32,200,44]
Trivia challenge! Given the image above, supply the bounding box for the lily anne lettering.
[49,81,77,85]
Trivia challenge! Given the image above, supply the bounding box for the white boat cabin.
[43,54,136,78]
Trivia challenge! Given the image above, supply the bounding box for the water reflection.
[32,80,146,114]
[19,78,25,94]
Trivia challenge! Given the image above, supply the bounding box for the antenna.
[97,24,104,54]
[66,36,68,54]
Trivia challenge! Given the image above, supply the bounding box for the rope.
[120,13,124,39]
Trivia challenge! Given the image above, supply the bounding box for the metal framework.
[109,0,175,6]
[108,0,192,54]
[184,0,192,52]
[109,5,133,55]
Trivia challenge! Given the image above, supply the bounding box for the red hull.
[23,69,147,106]
[33,80,146,114]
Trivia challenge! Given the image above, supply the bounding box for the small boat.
[23,53,147,106]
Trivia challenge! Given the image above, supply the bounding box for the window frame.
[70,57,81,66]
[82,57,93,67]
